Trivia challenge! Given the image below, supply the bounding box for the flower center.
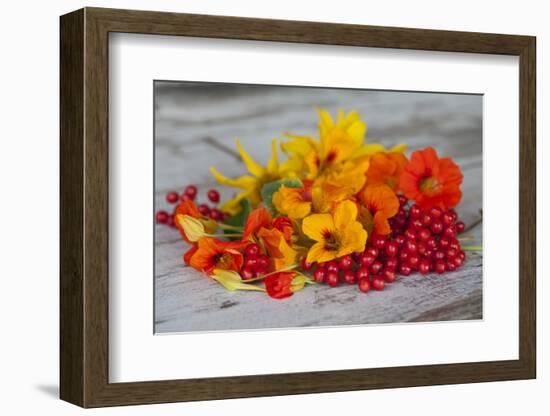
[419,176,440,195]
[214,252,234,269]
[300,187,312,202]
[322,229,340,251]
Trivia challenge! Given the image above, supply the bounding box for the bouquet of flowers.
[156,108,474,299]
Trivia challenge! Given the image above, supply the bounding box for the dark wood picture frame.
[60,7,536,408]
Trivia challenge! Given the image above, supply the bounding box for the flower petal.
[236,139,265,178]
[302,213,335,242]
[333,200,358,231]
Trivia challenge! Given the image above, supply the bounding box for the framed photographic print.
[60,7,536,408]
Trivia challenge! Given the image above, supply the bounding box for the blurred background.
[154,81,482,333]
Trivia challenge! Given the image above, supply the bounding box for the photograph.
[153,81,483,333]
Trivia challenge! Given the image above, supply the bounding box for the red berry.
[300,258,314,271]
[326,271,340,287]
[430,220,443,234]
[398,195,408,206]
[443,226,456,239]
[404,228,417,240]
[453,256,464,267]
[166,191,179,204]
[372,234,386,249]
[395,234,406,245]
[180,193,192,202]
[410,204,422,218]
[371,261,383,274]
[338,255,353,270]
[342,270,356,284]
[313,268,326,283]
[257,255,270,270]
[241,267,255,279]
[366,247,379,258]
[385,257,399,271]
[411,218,423,228]
[449,239,461,251]
[417,242,428,256]
[372,277,385,291]
[209,208,222,221]
[386,241,399,257]
[156,210,169,224]
[439,237,451,249]
[421,213,432,226]
[398,250,409,263]
[256,263,269,276]
[326,261,339,274]
[384,270,397,283]
[167,215,175,228]
[418,228,431,241]
[434,250,446,261]
[408,254,420,269]
[418,259,431,274]
[449,209,458,222]
[458,251,466,261]
[427,237,438,249]
[355,266,370,281]
[359,253,375,267]
[198,204,211,216]
[429,207,443,219]
[207,189,220,203]
[184,185,198,199]
[245,243,260,258]
[244,257,258,270]
[358,278,371,293]
[435,260,446,274]
[446,248,458,259]
[442,211,454,226]
[446,261,457,272]
[455,221,466,233]
[405,240,418,253]
[399,263,412,276]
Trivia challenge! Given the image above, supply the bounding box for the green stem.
[217,223,244,231]
[241,263,299,283]
[205,233,242,238]
[462,245,483,251]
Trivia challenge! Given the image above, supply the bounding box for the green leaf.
[261,178,303,215]
[212,270,266,293]
[223,199,252,239]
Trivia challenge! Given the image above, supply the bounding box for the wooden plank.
[154,83,483,333]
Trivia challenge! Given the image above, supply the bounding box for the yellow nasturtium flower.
[210,138,290,215]
[302,200,367,263]
[282,108,368,180]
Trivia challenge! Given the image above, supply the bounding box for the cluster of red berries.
[301,196,467,293]
[240,243,271,279]
[155,184,228,227]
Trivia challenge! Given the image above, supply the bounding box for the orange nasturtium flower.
[358,184,400,235]
[242,207,298,271]
[174,200,217,243]
[188,237,246,275]
[399,147,463,210]
[365,151,408,190]
[264,271,310,299]
[302,200,367,263]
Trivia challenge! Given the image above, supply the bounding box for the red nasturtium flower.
[242,206,273,241]
[264,271,307,299]
[399,147,463,209]
[188,237,246,275]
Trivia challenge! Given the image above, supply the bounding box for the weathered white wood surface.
[154,82,483,333]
